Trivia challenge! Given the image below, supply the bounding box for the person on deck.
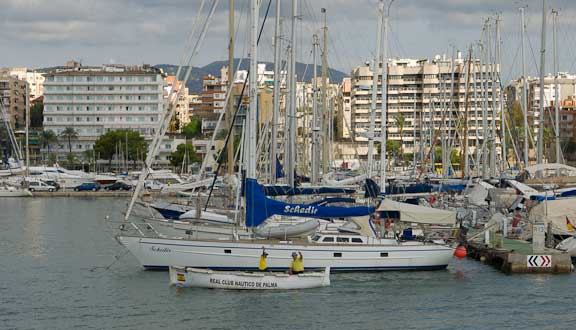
[288,251,304,275]
[259,248,268,271]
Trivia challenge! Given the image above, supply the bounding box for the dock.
[466,238,573,274]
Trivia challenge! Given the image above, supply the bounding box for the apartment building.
[42,63,165,157]
[349,55,501,159]
[164,75,190,130]
[1,67,45,100]
[0,72,27,130]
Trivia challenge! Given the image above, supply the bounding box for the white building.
[0,67,45,100]
[350,55,501,159]
[43,63,165,158]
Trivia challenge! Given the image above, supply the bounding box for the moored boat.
[169,266,330,289]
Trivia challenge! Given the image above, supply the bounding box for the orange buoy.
[453,245,467,259]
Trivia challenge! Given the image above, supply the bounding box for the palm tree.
[39,130,58,162]
[394,113,406,167]
[60,127,78,155]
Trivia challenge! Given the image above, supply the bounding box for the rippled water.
[1,198,575,330]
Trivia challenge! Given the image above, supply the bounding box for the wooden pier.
[466,239,573,274]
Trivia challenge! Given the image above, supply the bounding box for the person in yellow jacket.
[289,251,304,274]
[258,248,268,271]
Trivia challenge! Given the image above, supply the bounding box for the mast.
[367,0,384,179]
[287,0,297,187]
[480,22,488,179]
[552,9,561,163]
[247,0,258,179]
[472,48,480,176]
[25,82,30,174]
[271,0,281,183]
[447,46,456,177]
[537,0,546,164]
[489,19,497,177]
[227,0,235,177]
[412,91,417,178]
[321,8,329,176]
[462,47,473,179]
[380,0,391,188]
[496,14,506,173]
[520,7,529,167]
[311,34,320,184]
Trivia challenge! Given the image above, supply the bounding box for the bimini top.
[523,163,576,179]
[376,199,456,225]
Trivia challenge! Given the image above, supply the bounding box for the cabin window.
[311,235,320,242]
[224,249,231,254]
[380,252,389,257]
[351,238,363,243]
[322,237,334,242]
[334,253,342,257]
[336,237,349,243]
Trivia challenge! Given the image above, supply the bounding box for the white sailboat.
[117,0,456,273]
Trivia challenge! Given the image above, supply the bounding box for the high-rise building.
[0,67,45,100]
[164,75,190,130]
[42,63,165,157]
[0,72,27,130]
[349,55,501,160]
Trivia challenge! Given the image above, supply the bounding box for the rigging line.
[174,0,207,84]
[125,0,220,221]
[204,0,273,211]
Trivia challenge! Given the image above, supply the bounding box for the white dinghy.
[169,266,330,290]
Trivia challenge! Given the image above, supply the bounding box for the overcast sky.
[2,0,576,83]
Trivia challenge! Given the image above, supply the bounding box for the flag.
[566,216,575,232]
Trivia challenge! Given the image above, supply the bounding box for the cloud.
[1,0,575,79]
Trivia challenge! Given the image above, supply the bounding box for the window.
[336,237,349,243]
[333,253,342,257]
[351,238,363,243]
[380,252,389,257]
[165,144,171,149]
[224,249,231,254]
[77,144,82,149]
[322,237,334,242]
[150,116,155,122]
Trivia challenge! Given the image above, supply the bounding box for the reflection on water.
[1,197,575,330]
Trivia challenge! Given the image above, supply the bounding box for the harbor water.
[1,198,575,330]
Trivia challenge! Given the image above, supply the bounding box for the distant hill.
[155,58,348,93]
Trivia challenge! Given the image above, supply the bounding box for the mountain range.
[155,58,348,93]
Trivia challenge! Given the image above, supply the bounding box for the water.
[1,198,575,330]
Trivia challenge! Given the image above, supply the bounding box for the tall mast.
[311,34,320,184]
[447,46,456,177]
[496,14,506,173]
[367,0,384,179]
[489,19,498,177]
[412,91,417,178]
[462,47,473,179]
[472,48,480,176]
[287,0,297,187]
[520,7,529,167]
[320,8,329,176]
[380,0,391,188]
[480,21,489,179]
[25,82,30,174]
[552,9,562,163]
[227,0,235,177]
[271,0,281,183]
[537,0,546,164]
[247,0,258,179]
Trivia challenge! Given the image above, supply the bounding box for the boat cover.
[262,185,356,196]
[245,178,374,227]
[376,199,456,225]
[529,198,576,235]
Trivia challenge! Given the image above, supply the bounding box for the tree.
[182,117,202,139]
[170,143,200,167]
[30,102,44,127]
[375,140,401,161]
[93,130,148,166]
[60,127,78,155]
[39,130,58,153]
[394,113,406,166]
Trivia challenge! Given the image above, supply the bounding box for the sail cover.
[529,198,576,235]
[376,199,456,225]
[262,185,356,196]
[245,178,374,227]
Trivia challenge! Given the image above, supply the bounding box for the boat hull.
[169,266,330,289]
[118,236,453,271]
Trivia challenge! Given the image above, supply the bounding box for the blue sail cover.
[262,185,356,196]
[275,156,285,178]
[309,197,356,206]
[245,178,374,227]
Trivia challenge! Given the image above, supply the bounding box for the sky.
[2,0,576,83]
